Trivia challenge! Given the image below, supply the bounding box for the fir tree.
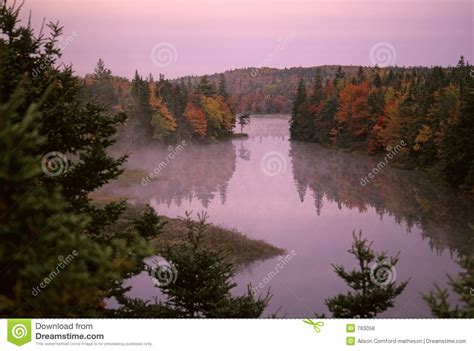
[0,88,115,317]
[310,69,324,105]
[0,1,128,234]
[423,255,474,317]
[0,1,153,316]
[321,231,409,318]
[289,78,307,139]
[218,73,230,100]
[440,65,474,188]
[151,212,271,317]
[129,71,153,143]
[196,75,216,97]
[83,59,118,111]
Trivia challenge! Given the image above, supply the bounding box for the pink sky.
[20,0,473,79]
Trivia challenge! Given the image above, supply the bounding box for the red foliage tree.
[336,82,371,140]
[183,100,207,137]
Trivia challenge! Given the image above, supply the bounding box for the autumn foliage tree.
[334,81,371,146]
[149,81,177,140]
[184,100,208,138]
[115,72,234,142]
[289,60,473,191]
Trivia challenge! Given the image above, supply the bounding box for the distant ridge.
[172,65,436,113]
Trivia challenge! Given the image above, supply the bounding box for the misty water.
[104,115,474,317]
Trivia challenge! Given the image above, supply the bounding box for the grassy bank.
[92,199,284,268]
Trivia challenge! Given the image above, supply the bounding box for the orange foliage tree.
[335,82,370,142]
[183,100,207,137]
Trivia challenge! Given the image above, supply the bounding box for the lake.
[105,115,474,317]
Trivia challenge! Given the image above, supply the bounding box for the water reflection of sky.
[109,115,473,317]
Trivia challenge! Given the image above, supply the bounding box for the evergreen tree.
[217,73,235,125]
[0,1,128,234]
[321,231,409,318]
[129,71,153,143]
[310,69,324,105]
[315,81,338,145]
[93,58,112,80]
[423,255,474,317]
[0,88,115,317]
[0,1,154,316]
[218,73,230,100]
[357,66,366,83]
[196,75,216,97]
[440,67,474,188]
[151,212,271,317]
[289,78,307,139]
[82,59,118,111]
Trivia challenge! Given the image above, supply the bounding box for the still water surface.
[106,115,474,317]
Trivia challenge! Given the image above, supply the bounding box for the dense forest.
[177,66,440,114]
[289,63,474,191]
[81,62,235,144]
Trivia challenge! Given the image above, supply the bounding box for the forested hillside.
[177,65,436,114]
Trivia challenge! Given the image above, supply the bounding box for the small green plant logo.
[7,319,32,346]
[346,323,355,332]
[303,319,324,333]
[346,336,356,346]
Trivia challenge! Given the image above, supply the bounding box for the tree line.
[290,63,474,190]
[180,66,386,114]
[82,61,236,144]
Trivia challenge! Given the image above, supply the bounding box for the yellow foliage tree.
[379,95,402,149]
[413,125,431,151]
[149,82,177,139]
[200,95,224,131]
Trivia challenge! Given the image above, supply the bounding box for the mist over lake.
[100,115,473,317]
